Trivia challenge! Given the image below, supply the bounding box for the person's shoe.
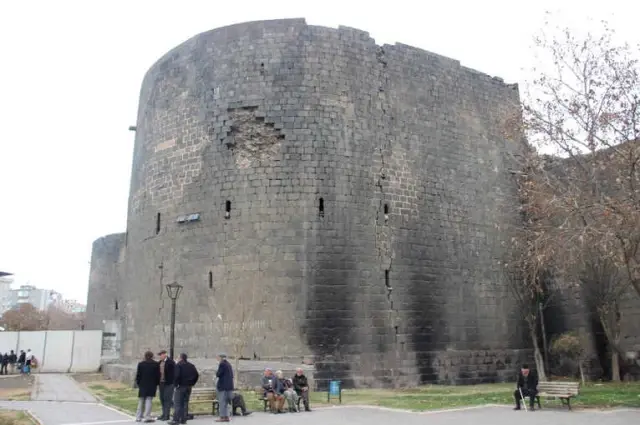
[136,420,142,423]
[242,411,252,416]
[156,417,167,421]
[143,419,155,423]
[305,408,311,412]
[166,422,177,425]
[513,407,521,411]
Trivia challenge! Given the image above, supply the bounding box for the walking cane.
[519,387,528,412]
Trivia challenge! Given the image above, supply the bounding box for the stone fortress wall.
[85,233,126,331]
[88,18,538,387]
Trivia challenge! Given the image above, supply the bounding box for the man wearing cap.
[168,353,199,425]
[214,353,234,422]
[157,350,176,421]
[514,364,538,411]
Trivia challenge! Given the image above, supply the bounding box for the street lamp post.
[165,281,183,359]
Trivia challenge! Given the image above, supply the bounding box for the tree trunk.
[578,362,586,385]
[611,350,620,382]
[598,304,623,382]
[528,318,547,381]
[234,356,241,388]
[539,301,549,373]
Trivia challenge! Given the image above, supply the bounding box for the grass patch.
[0,410,37,425]
[80,378,640,414]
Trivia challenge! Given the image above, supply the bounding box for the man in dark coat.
[157,350,176,421]
[214,353,234,422]
[169,353,199,425]
[17,351,25,374]
[9,350,17,374]
[135,351,161,422]
[292,368,311,411]
[514,364,539,411]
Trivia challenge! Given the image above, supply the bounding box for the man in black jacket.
[169,353,199,425]
[135,351,161,422]
[9,351,17,374]
[157,350,176,421]
[215,353,234,422]
[514,364,538,411]
[292,368,311,412]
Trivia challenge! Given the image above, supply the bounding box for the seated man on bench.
[514,364,538,411]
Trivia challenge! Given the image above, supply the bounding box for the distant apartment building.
[0,273,13,313]
[8,285,56,311]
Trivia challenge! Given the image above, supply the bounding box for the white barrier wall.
[0,332,18,354]
[71,331,102,372]
[0,330,102,373]
[42,331,74,372]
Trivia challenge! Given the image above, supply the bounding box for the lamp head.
[165,281,183,300]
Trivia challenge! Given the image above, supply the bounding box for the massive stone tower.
[88,18,531,386]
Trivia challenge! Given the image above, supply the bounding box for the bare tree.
[499,16,640,376]
[522,15,640,298]
[578,247,631,381]
[0,303,47,331]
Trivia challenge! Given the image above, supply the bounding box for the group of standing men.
[135,350,199,424]
[135,351,247,423]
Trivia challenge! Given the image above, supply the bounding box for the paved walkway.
[0,400,132,425]
[1,375,638,425]
[31,374,97,402]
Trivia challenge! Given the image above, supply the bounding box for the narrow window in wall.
[385,269,390,289]
[93,304,96,313]
[383,203,389,222]
[225,201,231,219]
[156,213,161,234]
[208,271,213,289]
[114,300,119,311]
[318,198,324,218]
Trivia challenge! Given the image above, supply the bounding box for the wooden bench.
[189,387,219,416]
[535,381,580,410]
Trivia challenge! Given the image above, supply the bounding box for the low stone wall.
[102,358,315,390]
[430,349,533,384]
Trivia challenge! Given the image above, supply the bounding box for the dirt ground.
[0,375,33,400]
[70,373,104,384]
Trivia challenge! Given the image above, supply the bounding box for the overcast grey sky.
[0,0,637,302]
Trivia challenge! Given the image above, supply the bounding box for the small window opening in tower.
[208,271,213,289]
[156,212,161,234]
[114,300,119,311]
[383,203,389,222]
[385,269,391,290]
[93,304,96,313]
[318,198,324,218]
[225,201,231,219]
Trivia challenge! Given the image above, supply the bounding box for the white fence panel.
[17,331,46,366]
[0,332,19,353]
[71,330,102,372]
[42,331,74,372]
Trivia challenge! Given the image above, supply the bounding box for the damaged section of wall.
[223,106,285,169]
